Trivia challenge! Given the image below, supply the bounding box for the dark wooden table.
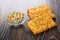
[9,25,60,40]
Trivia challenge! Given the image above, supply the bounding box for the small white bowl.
[6,13,25,27]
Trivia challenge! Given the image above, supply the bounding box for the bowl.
[6,11,25,27]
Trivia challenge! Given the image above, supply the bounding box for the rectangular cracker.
[27,16,56,35]
[28,5,55,19]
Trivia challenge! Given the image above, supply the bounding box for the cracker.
[27,16,56,35]
[28,5,55,19]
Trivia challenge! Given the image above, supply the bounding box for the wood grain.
[9,25,60,40]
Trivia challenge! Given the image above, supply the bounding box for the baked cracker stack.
[27,5,57,35]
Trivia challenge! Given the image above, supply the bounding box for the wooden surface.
[9,25,60,40]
